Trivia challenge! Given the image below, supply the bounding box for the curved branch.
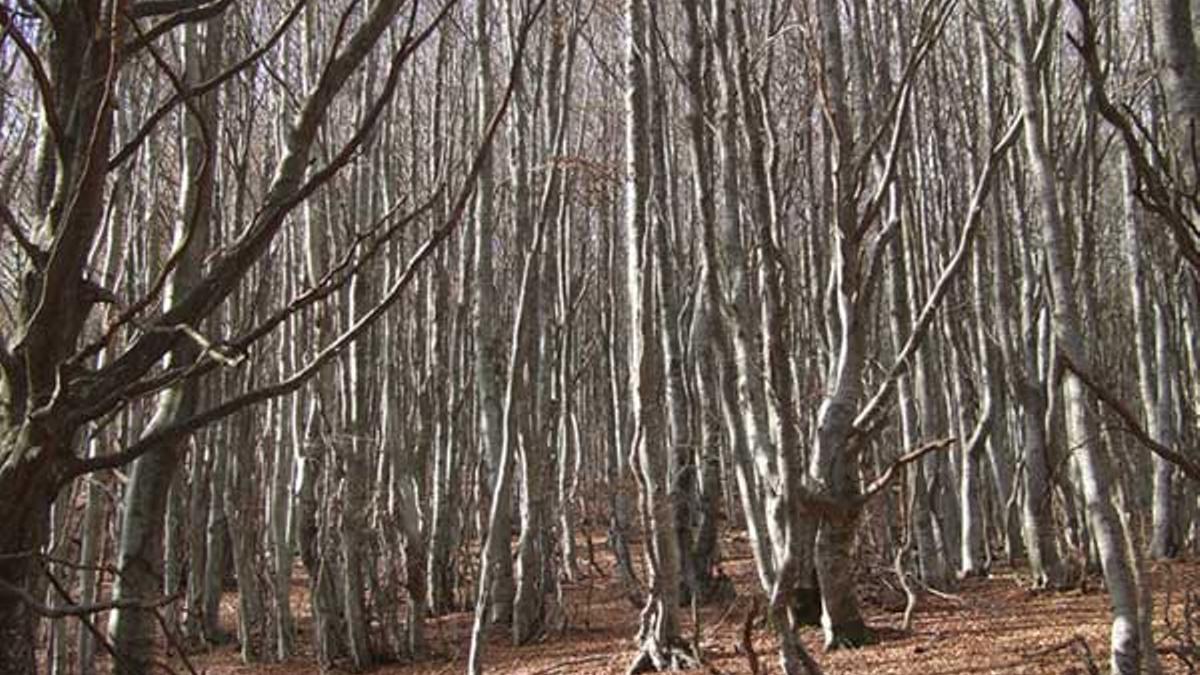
[1068,0,1200,274]
[69,15,217,367]
[0,202,44,266]
[0,575,180,619]
[76,0,428,408]
[71,192,436,421]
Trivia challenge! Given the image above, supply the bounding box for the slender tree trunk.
[468,165,548,675]
[887,206,943,588]
[1009,2,1143,669]
[623,2,694,670]
[1123,158,1178,559]
[228,408,267,663]
[109,19,220,668]
[471,0,515,627]
[680,0,725,603]
[1153,0,1200,163]
[1009,183,1063,588]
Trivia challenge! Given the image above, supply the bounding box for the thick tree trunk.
[602,216,641,601]
[1010,199,1063,587]
[806,0,872,649]
[338,446,372,669]
[228,412,268,663]
[0,436,58,675]
[471,0,515,626]
[810,396,870,649]
[680,0,725,604]
[269,394,297,658]
[394,470,427,655]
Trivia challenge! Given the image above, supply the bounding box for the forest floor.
[179,531,1200,675]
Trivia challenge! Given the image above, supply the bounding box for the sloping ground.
[181,536,1200,675]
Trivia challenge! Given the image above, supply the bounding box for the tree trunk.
[1123,158,1177,559]
[1009,1,1143,669]
[471,0,515,627]
[0,453,55,675]
[109,18,219,666]
[228,410,268,663]
[808,0,870,649]
[622,2,694,670]
[1153,0,1200,162]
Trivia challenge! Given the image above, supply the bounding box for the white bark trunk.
[1009,2,1143,669]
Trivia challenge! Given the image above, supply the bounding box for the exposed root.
[625,636,701,674]
[823,618,874,650]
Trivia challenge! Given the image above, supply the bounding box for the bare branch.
[69,14,218,366]
[1068,0,1200,274]
[0,6,65,157]
[853,0,957,241]
[861,438,957,501]
[1059,353,1200,484]
[108,0,306,170]
[130,0,223,18]
[76,0,434,408]
[0,202,43,266]
[65,0,545,480]
[853,114,1024,434]
[124,0,235,54]
[13,1,124,375]
[71,194,434,419]
[0,574,179,619]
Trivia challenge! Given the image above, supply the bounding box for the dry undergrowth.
[166,533,1200,675]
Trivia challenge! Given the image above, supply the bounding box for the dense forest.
[2,0,1200,673]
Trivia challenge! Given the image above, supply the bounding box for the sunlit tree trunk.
[1009,1,1143,669]
[1123,158,1178,559]
[424,27,463,617]
[622,1,694,669]
[227,405,267,662]
[1153,0,1200,164]
[808,0,872,648]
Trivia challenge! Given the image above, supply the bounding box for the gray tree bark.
[1009,1,1144,670]
[109,18,220,669]
[1123,158,1178,559]
[622,2,694,670]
